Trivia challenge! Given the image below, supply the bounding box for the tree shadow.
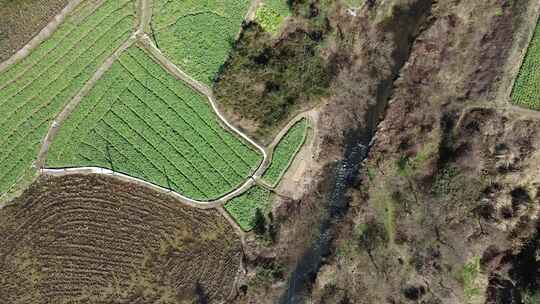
[195,282,208,304]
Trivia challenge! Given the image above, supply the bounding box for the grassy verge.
[254,0,290,35]
[262,118,309,187]
[511,19,540,110]
[224,185,272,231]
[459,257,486,303]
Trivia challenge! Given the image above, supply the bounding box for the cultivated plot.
[0,174,242,303]
[0,0,136,196]
[512,19,540,110]
[262,118,309,187]
[47,46,263,201]
[150,0,251,84]
[224,185,272,231]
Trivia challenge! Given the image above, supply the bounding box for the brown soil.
[232,0,437,302]
[0,174,242,304]
[229,0,540,303]
[0,0,69,62]
[310,0,540,303]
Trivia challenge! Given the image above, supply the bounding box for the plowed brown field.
[0,0,69,61]
[0,174,242,303]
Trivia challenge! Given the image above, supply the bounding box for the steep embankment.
[228,0,435,303]
[224,0,540,303]
[312,0,540,303]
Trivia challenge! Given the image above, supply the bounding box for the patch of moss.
[459,257,485,303]
[255,0,290,35]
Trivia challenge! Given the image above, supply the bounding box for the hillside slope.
[220,0,540,303]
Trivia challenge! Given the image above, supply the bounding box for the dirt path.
[36,35,137,169]
[253,111,312,188]
[138,34,270,177]
[41,167,225,209]
[0,0,85,73]
[245,0,262,22]
[137,0,152,34]
[4,0,312,236]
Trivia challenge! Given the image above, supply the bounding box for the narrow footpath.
[7,0,309,211]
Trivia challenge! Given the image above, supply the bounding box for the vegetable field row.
[0,0,136,196]
[47,47,263,201]
[511,19,540,110]
[151,0,251,84]
[224,185,272,231]
[262,118,308,187]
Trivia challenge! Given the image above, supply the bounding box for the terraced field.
[0,0,136,196]
[151,0,251,84]
[46,46,263,200]
[512,18,540,110]
[0,174,242,303]
[0,0,316,301]
[262,118,309,187]
[225,185,272,231]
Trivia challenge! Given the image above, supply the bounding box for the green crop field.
[511,19,540,110]
[151,0,251,84]
[254,0,290,34]
[262,118,308,187]
[225,185,272,231]
[0,0,135,196]
[47,46,263,200]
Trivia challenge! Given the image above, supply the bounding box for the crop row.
[47,46,263,200]
[511,19,540,110]
[151,0,251,84]
[120,48,261,169]
[224,185,272,231]
[0,0,136,196]
[262,118,309,187]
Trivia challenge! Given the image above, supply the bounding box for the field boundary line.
[256,112,311,187]
[216,204,247,303]
[8,0,311,211]
[138,34,213,95]
[41,167,227,208]
[245,0,262,23]
[36,35,137,169]
[138,34,270,176]
[136,0,153,34]
[217,205,246,241]
[0,0,85,73]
